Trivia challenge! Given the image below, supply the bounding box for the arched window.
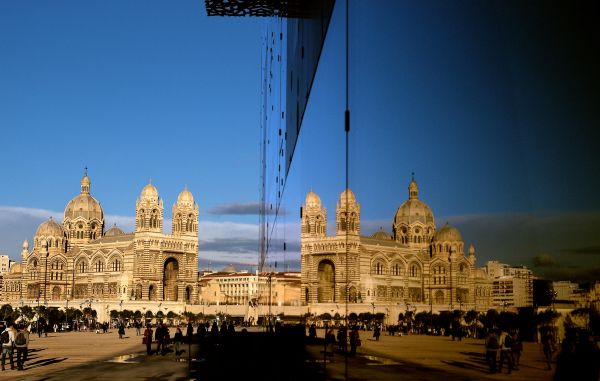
[77,260,87,273]
[409,264,420,278]
[94,259,105,272]
[111,258,122,272]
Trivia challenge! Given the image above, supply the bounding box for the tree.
[110,310,119,320]
[19,305,35,320]
[0,304,14,321]
[145,310,154,319]
[133,310,142,320]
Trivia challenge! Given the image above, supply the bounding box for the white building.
[485,261,533,308]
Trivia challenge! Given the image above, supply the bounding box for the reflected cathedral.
[300,177,492,310]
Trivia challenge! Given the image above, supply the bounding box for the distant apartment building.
[484,261,533,308]
[0,255,12,274]
[552,281,587,307]
[198,267,301,307]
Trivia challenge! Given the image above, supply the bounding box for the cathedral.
[300,177,492,311]
[2,173,199,308]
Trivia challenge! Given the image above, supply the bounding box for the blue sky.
[1,1,599,281]
[0,0,262,268]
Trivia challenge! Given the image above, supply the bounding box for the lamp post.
[448,249,453,311]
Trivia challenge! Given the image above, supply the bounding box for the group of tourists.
[321,324,361,357]
[0,319,30,371]
[143,320,232,359]
[484,329,523,374]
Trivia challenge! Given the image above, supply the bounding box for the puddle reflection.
[105,353,144,364]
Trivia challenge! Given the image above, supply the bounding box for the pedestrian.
[155,323,164,355]
[349,326,360,356]
[53,323,58,333]
[211,321,219,338]
[227,321,235,335]
[1,320,17,371]
[15,325,29,371]
[136,321,141,336]
[197,321,206,343]
[498,329,513,374]
[373,324,381,341]
[309,323,317,342]
[511,332,523,370]
[174,327,184,361]
[186,322,193,343]
[144,324,153,355]
[118,322,125,339]
[485,329,500,373]
[540,326,556,370]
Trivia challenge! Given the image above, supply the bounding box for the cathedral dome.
[222,264,237,273]
[371,228,391,240]
[339,188,356,205]
[433,223,463,243]
[105,224,125,237]
[35,217,64,238]
[393,177,435,226]
[305,191,321,208]
[64,174,103,221]
[140,182,159,202]
[177,187,194,207]
[65,194,103,220]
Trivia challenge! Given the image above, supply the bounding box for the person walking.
[118,322,125,339]
[540,326,556,370]
[144,324,154,355]
[155,323,164,355]
[498,329,513,374]
[173,327,184,361]
[1,320,17,371]
[186,322,194,343]
[349,326,360,356]
[15,325,29,371]
[373,323,381,341]
[136,321,142,336]
[485,329,500,373]
[511,332,523,370]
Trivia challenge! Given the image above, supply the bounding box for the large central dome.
[64,174,103,221]
[393,178,434,226]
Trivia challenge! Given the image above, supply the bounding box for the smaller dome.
[222,264,237,273]
[339,188,356,205]
[177,186,194,207]
[105,224,125,237]
[305,190,321,208]
[371,227,391,240]
[434,223,463,243]
[9,262,22,274]
[141,182,159,202]
[35,217,65,238]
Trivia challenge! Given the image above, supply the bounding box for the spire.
[408,174,419,200]
[81,169,91,194]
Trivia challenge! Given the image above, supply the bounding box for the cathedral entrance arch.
[434,290,444,305]
[163,258,179,301]
[317,260,335,303]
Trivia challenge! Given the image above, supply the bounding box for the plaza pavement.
[310,329,554,381]
[0,327,558,381]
